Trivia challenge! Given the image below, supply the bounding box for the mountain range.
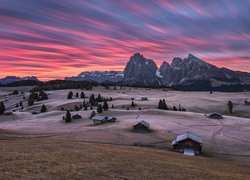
[65,53,250,89]
[1,53,250,91]
[0,76,39,85]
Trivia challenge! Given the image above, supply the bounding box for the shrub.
[13,90,19,95]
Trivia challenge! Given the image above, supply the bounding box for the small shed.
[133,120,150,132]
[207,112,223,119]
[72,114,82,119]
[172,132,202,155]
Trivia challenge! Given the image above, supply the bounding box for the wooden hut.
[92,115,116,125]
[171,132,202,156]
[133,120,150,132]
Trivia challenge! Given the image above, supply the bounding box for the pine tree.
[65,110,71,123]
[228,100,233,114]
[97,104,103,113]
[158,100,163,109]
[90,110,96,118]
[76,92,79,98]
[75,105,79,111]
[89,94,95,106]
[162,99,168,110]
[0,102,5,115]
[80,92,85,99]
[103,101,109,111]
[28,97,35,106]
[97,94,102,102]
[19,101,22,107]
[173,106,178,111]
[67,91,73,99]
[41,104,47,113]
[131,101,135,107]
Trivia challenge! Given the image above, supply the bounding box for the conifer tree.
[97,104,103,113]
[41,104,47,113]
[67,91,73,99]
[65,110,71,123]
[76,92,79,98]
[158,100,163,109]
[131,101,135,107]
[228,100,233,114]
[90,110,96,118]
[103,101,109,111]
[0,102,5,115]
[80,92,85,99]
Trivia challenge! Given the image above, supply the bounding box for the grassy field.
[0,136,249,180]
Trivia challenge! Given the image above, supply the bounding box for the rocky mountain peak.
[171,57,183,67]
[124,53,160,86]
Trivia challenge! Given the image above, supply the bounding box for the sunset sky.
[0,0,250,80]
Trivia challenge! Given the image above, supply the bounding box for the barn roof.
[91,115,107,121]
[172,132,202,145]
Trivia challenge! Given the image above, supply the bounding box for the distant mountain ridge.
[0,76,39,85]
[65,71,124,84]
[66,53,250,91]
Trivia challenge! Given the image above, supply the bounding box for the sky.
[0,0,250,80]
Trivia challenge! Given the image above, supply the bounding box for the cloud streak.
[0,0,250,80]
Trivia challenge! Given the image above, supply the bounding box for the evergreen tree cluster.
[158,99,186,111]
[28,90,48,106]
[89,93,113,106]
[158,99,169,110]
[31,80,94,92]
[67,91,85,99]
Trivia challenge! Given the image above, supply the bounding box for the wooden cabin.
[133,120,150,132]
[171,132,202,156]
[207,112,223,119]
[92,115,116,125]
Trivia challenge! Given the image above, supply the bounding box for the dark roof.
[91,115,107,121]
[134,120,150,128]
[72,114,82,119]
[172,132,202,145]
[207,112,223,118]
